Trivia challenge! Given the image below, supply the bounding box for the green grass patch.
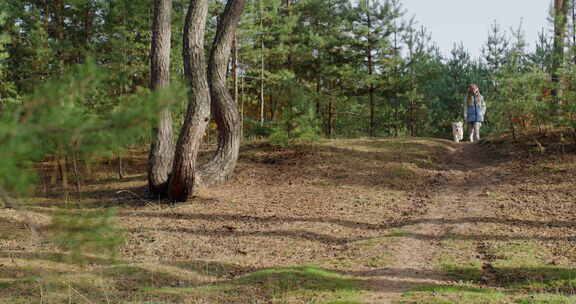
[515,293,576,303]
[366,254,392,268]
[419,240,576,304]
[441,263,482,282]
[415,285,495,294]
[438,241,481,281]
[487,242,576,293]
[495,266,576,294]
[398,285,509,304]
[438,240,576,293]
[388,165,417,178]
[388,228,406,237]
[398,285,576,304]
[353,229,405,248]
[0,277,41,290]
[492,241,544,267]
[151,266,362,304]
[101,265,199,289]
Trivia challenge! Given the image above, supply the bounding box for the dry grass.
[1,138,453,303]
[1,133,576,303]
[399,130,576,304]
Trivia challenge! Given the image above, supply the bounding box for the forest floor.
[1,131,576,303]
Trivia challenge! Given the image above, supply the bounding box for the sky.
[401,0,552,59]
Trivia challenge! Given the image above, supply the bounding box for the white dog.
[452,121,463,143]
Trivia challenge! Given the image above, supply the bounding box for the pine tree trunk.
[369,84,375,136]
[58,156,68,190]
[327,99,334,138]
[367,5,375,137]
[232,34,238,115]
[572,0,576,64]
[168,0,211,202]
[83,1,93,54]
[240,68,245,139]
[56,0,65,70]
[148,0,174,197]
[199,0,246,186]
[117,152,124,180]
[316,78,322,135]
[552,0,568,106]
[72,152,81,193]
[259,0,265,127]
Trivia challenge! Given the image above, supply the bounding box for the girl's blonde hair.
[467,84,480,105]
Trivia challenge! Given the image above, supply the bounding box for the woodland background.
[2,0,575,142]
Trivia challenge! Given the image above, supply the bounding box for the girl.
[463,84,486,142]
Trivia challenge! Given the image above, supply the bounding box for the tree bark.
[83,1,94,54]
[232,34,238,114]
[199,0,246,186]
[259,0,265,126]
[572,0,576,64]
[552,0,568,105]
[148,0,175,196]
[168,0,211,202]
[327,97,334,138]
[366,3,375,137]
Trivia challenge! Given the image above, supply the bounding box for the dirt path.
[364,142,500,303]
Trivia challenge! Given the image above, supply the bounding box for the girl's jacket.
[463,94,486,122]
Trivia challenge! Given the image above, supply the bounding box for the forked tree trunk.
[198,0,246,186]
[148,0,174,196]
[168,0,211,202]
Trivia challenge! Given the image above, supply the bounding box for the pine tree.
[148,0,175,196]
[0,61,160,256]
[552,0,569,105]
[169,0,246,202]
[290,0,350,137]
[168,0,212,202]
[401,25,438,136]
[482,21,510,73]
[506,21,530,73]
[346,0,404,136]
[199,0,246,185]
[0,7,18,107]
[530,28,553,72]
